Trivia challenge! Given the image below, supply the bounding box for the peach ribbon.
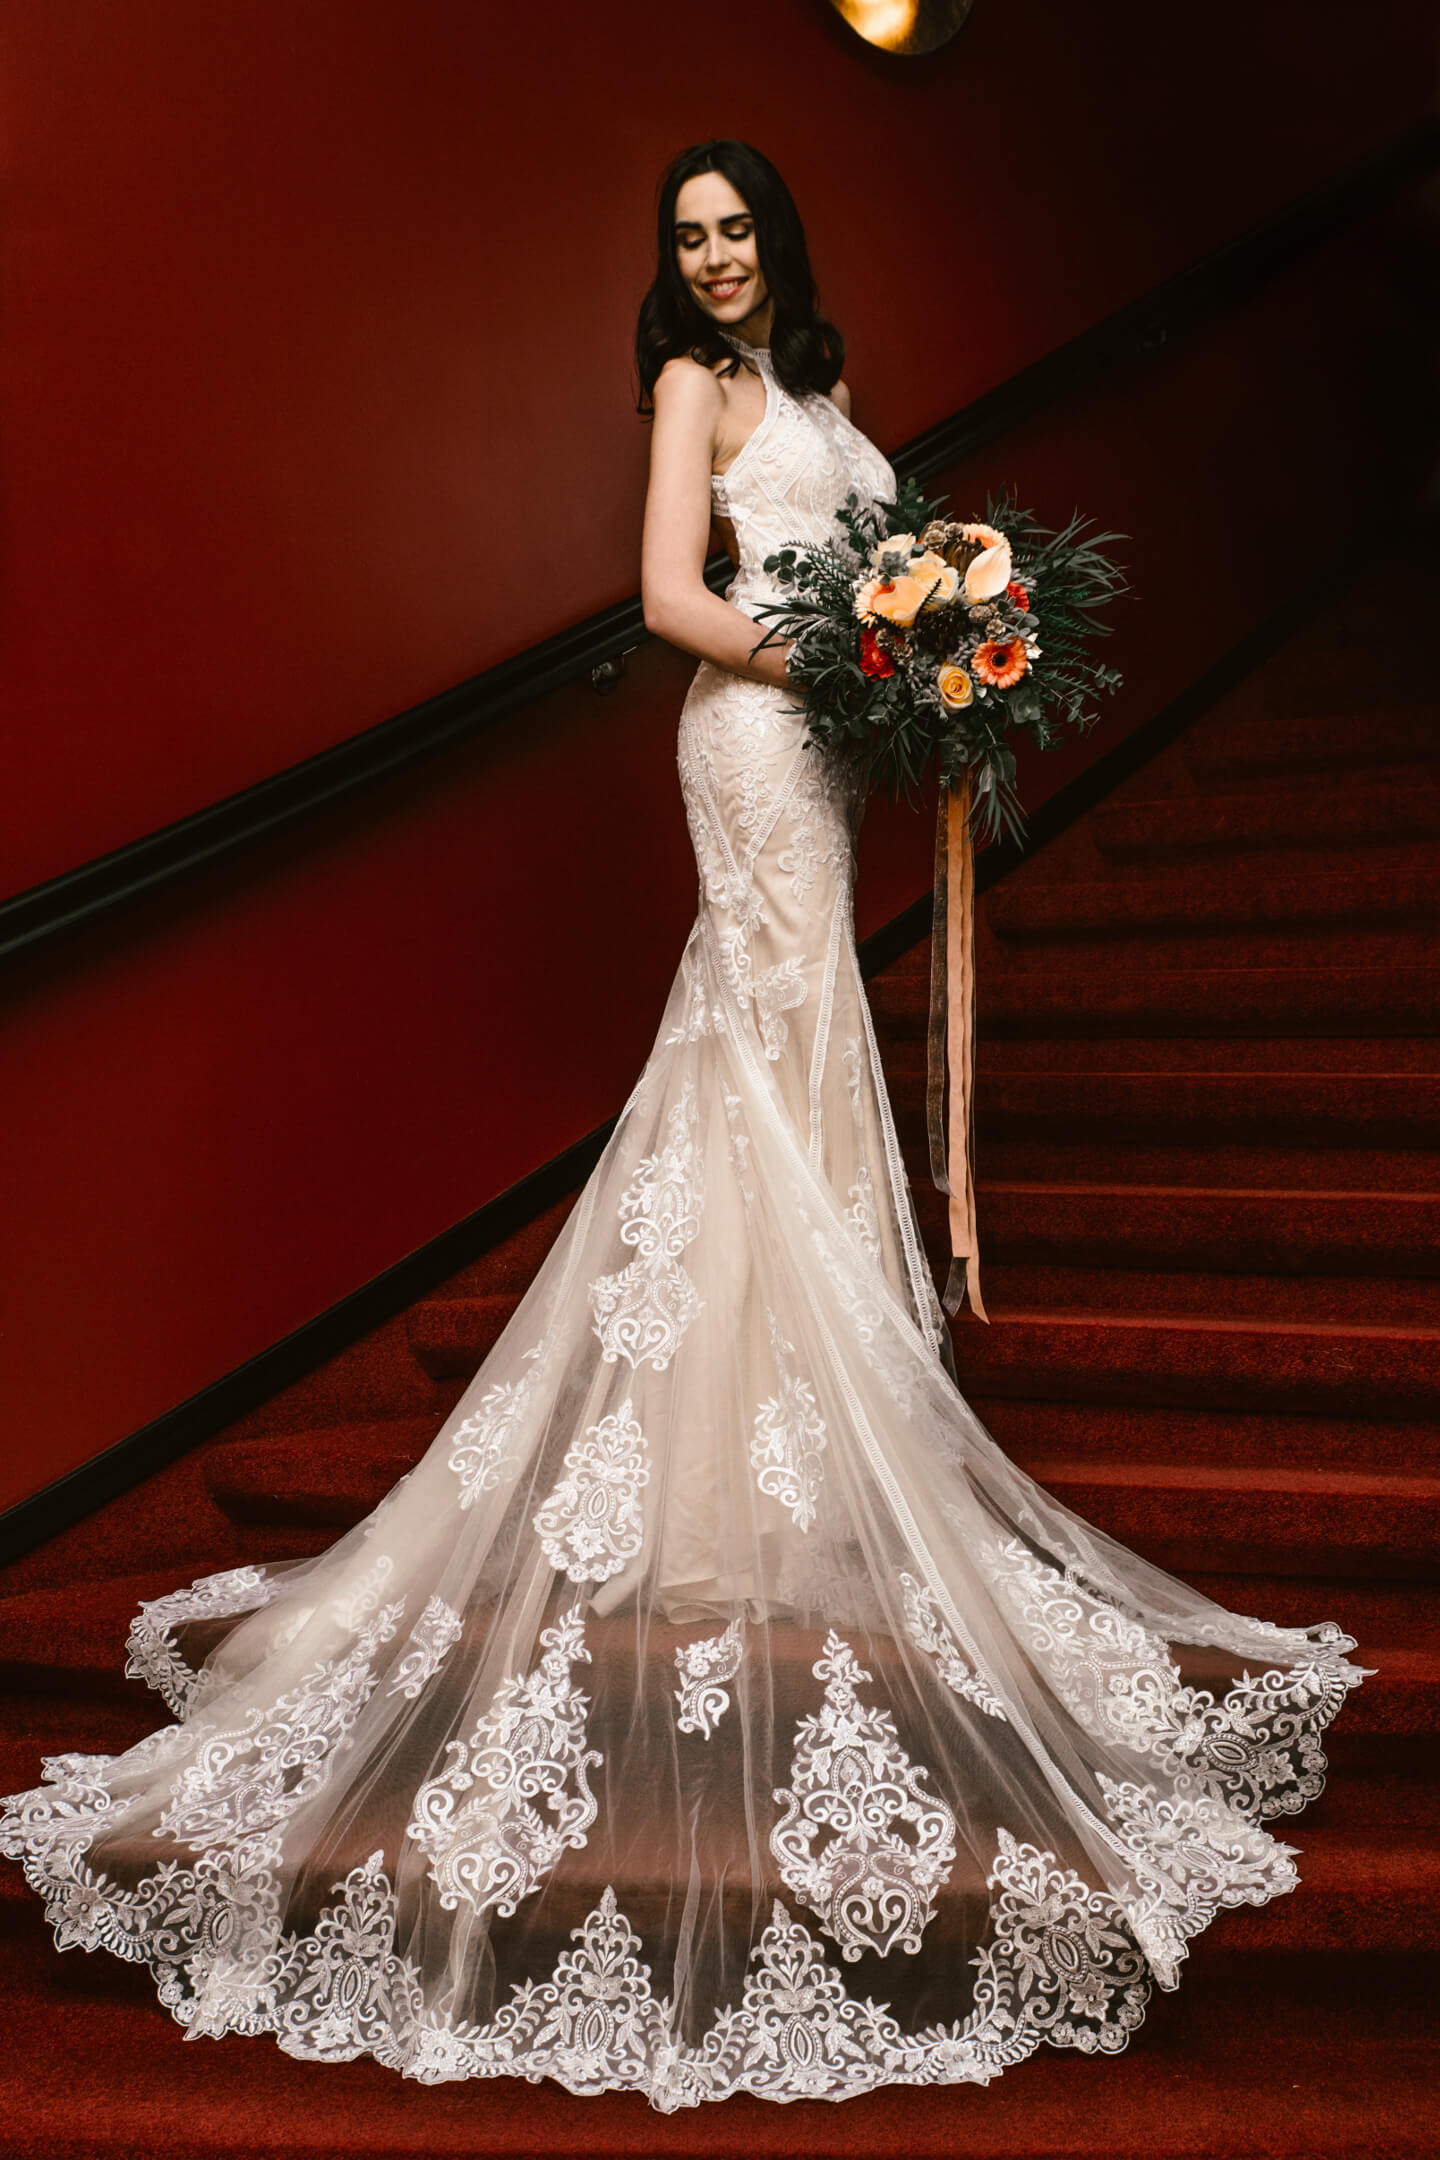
[925,780,988,1322]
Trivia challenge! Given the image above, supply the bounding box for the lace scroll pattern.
[751,1312,828,1532]
[590,1083,705,1372]
[1097,1774,1298,1986]
[0,1775,1338,2101]
[982,1536,1363,1818]
[534,1399,651,1584]
[770,1632,958,1961]
[405,1603,600,1920]
[125,1566,284,1717]
[387,1598,463,1702]
[448,1349,544,1511]
[899,1573,1008,1721]
[718,931,808,1062]
[156,1600,405,1873]
[673,1619,745,1740]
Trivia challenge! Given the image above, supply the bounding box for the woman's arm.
[640,359,792,688]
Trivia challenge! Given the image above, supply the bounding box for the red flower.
[859,626,895,679]
[1006,580,1031,611]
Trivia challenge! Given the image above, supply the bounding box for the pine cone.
[912,599,967,654]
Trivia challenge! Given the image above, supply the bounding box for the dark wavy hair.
[635,140,844,415]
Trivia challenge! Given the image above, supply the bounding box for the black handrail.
[2,114,1434,969]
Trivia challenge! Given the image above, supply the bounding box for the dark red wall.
[1,0,1433,891]
[1,0,1434,1512]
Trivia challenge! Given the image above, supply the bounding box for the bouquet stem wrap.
[926,782,988,1323]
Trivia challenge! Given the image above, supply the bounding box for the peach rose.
[960,520,1013,602]
[856,573,929,628]
[937,663,974,710]
[907,549,961,607]
[870,531,918,571]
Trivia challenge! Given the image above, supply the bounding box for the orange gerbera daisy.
[972,636,1029,689]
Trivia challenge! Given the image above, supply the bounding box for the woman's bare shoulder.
[654,353,727,408]
[829,377,853,419]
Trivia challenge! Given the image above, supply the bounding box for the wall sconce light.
[828,0,976,54]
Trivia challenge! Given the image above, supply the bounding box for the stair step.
[205,1419,437,1527]
[1092,777,1440,858]
[980,1265,1440,1326]
[987,851,1440,939]
[991,926,1437,974]
[967,1037,1440,1075]
[406,1292,521,1378]
[972,1396,1440,1475]
[904,1069,1440,1147]
[980,965,1440,1037]
[0,1572,210,1702]
[872,964,1440,1039]
[973,1180,1440,1276]
[1019,1458,1440,1578]
[954,1141,1440,1193]
[953,1309,1440,1424]
[1185,707,1440,783]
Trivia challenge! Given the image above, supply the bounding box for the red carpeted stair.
[3,570,1439,2155]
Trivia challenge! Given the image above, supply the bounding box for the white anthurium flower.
[960,522,1013,602]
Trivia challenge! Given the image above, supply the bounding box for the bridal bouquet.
[754,477,1129,845]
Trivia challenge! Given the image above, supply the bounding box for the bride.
[2,139,1365,2108]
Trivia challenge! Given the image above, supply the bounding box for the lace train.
[1,344,1366,2107]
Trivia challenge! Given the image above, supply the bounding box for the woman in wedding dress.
[2,140,1365,2108]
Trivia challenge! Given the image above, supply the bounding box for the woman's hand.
[640,357,795,688]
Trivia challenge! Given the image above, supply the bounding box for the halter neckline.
[721,331,771,364]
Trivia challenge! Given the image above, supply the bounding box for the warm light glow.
[835,0,918,49]
[829,0,975,55]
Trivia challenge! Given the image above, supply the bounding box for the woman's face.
[673,171,769,334]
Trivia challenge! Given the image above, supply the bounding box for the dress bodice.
[710,345,896,616]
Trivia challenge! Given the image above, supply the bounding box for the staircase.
[2,570,1438,2156]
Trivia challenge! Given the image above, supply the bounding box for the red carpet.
[2,576,1438,2154]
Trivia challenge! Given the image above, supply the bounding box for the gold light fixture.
[828,0,976,54]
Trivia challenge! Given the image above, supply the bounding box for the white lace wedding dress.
[3,345,1366,2108]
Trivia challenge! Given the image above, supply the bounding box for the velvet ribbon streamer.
[925,781,988,1323]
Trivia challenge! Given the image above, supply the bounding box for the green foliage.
[757,483,1130,846]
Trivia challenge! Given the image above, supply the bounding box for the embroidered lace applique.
[590,1083,704,1371]
[386,1597,463,1701]
[666,933,724,1046]
[751,1312,828,1532]
[331,1552,395,1632]
[673,1619,744,1739]
[157,1600,405,1870]
[720,1086,755,1203]
[476,1884,670,2094]
[533,1397,650,1583]
[448,1353,541,1510]
[718,932,809,1061]
[899,1572,1008,1720]
[770,1632,958,1960]
[405,1602,600,1920]
[982,1536,1361,1816]
[265,1848,419,2063]
[972,1830,1150,2054]
[777,815,821,901]
[846,1164,881,1261]
[842,1037,865,1128]
[690,1897,915,2100]
[1096,1774,1298,1987]
[125,1567,282,1717]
